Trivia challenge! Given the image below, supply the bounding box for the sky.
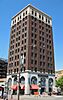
[0,0,63,71]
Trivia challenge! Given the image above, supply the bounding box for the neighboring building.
[0,58,8,92]
[55,70,63,80]
[0,58,7,78]
[0,78,6,88]
[7,4,55,95]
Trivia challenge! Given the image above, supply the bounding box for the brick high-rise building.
[7,4,55,95]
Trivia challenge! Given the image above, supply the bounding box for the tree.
[56,76,63,89]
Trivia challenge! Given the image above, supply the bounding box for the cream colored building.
[55,70,63,80]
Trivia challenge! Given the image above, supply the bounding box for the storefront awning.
[11,84,39,90]
[11,85,17,90]
[11,84,25,90]
[31,84,39,90]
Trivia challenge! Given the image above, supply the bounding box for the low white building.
[7,71,55,95]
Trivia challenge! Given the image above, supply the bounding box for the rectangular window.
[42,16,44,20]
[39,15,41,18]
[26,11,27,14]
[43,56,45,60]
[35,28,37,32]
[17,61,19,66]
[20,15,21,19]
[35,53,37,57]
[50,46,51,49]
[24,45,26,50]
[31,33,33,37]
[35,60,37,64]
[24,39,26,43]
[18,42,20,46]
[22,40,24,44]
[42,27,44,30]
[35,68,37,72]
[22,28,24,32]
[46,18,47,22]
[42,32,44,35]
[35,12,37,16]
[40,55,42,59]
[35,40,37,44]
[24,52,26,57]
[31,60,33,64]
[25,27,27,31]
[25,21,27,25]
[22,34,24,38]
[25,33,27,37]
[35,23,37,26]
[24,59,26,64]
[31,52,33,57]
[31,39,33,43]
[43,62,45,66]
[23,13,25,16]
[23,23,24,27]
[21,47,23,51]
[35,34,37,38]
[40,48,42,52]
[48,20,50,24]
[40,61,42,66]
[32,10,34,14]
[15,62,16,66]
[18,17,19,20]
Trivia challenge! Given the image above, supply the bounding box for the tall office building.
[7,4,55,95]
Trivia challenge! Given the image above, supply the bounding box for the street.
[1,95,63,100]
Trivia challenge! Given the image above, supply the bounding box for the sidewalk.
[5,94,63,100]
[7,94,50,100]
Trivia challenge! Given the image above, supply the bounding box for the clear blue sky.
[0,0,63,71]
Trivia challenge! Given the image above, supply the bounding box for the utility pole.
[17,61,20,100]
[17,51,24,100]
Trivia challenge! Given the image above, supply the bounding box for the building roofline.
[0,58,8,63]
[12,4,52,20]
[56,70,63,73]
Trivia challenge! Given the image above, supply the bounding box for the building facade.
[7,4,55,95]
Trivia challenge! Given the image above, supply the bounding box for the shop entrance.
[49,87,52,92]
[40,87,45,94]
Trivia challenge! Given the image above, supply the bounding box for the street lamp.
[17,52,24,100]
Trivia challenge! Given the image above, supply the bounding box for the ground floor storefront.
[6,71,55,95]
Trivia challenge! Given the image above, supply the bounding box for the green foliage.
[56,76,63,88]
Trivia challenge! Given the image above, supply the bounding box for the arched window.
[20,76,25,84]
[14,77,17,85]
[40,77,46,86]
[8,78,12,87]
[31,76,37,84]
[49,78,53,86]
